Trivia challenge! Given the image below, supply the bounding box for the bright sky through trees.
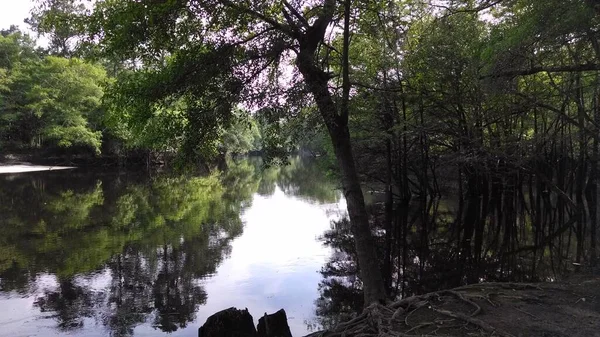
[0,0,48,46]
[0,0,35,30]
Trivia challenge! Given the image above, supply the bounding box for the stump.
[198,307,257,337]
[257,309,292,337]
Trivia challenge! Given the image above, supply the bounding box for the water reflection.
[314,190,593,330]
[0,157,343,336]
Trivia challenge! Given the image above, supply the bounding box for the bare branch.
[282,0,310,29]
[514,92,600,140]
[229,27,277,47]
[282,7,302,36]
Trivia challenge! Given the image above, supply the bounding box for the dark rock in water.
[257,309,292,337]
[198,307,257,337]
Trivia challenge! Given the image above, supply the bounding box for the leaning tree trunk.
[295,43,386,304]
[287,0,387,305]
[331,124,387,304]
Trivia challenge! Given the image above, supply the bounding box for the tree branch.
[282,0,310,29]
[514,92,600,141]
[483,63,600,78]
[437,0,504,16]
[340,0,351,124]
[229,27,277,47]
[219,0,298,38]
[282,7,303,36]
[303,0,336,53]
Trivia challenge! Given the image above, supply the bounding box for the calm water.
[0,158,344,337]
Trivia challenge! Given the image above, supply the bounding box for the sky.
[0,0,36,32]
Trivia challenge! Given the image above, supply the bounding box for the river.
[1,155,591,337]
[0,157,344,337]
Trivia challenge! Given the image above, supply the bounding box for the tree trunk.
[331,125,387,304]
[290,0,386,304]
[295,46,386,305]
[384,138,394,294]
[591,75,599,263]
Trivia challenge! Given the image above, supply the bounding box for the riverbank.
[0,151,166,171]
[306,276,600,337]
[0,164,75,174]
[0,154,76,174]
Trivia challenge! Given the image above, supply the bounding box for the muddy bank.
[307,277,600,337]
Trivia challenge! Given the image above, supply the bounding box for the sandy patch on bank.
[0,165,76,174]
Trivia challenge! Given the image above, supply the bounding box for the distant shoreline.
[0,152,160,170]
[0,164,76,174]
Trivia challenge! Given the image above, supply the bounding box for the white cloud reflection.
[184,187,347,336]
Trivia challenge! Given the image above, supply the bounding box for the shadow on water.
[313,180,599,330]
[0,156,340,336]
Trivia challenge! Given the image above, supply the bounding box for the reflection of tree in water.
[35,279,94,331]
[151,245,207,333]
[251,156,341,203]
[315,191,593,329]
[0,160,261,335]
[313,219,362,330]
[103,251,153,337]
[97,232,234,336]
[0,157,340,336]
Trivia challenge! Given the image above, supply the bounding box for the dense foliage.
[0,27,272,159]
[0,27,105,153]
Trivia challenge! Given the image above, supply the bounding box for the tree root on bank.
[309,283,545,337]
[454,282,543,291]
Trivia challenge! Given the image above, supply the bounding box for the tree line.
[0,26,279,161]
[0,27,105,153]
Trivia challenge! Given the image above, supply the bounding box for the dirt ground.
[312,276,600,337]
[400,278,600,337]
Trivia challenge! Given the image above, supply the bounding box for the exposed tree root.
[310,283,541,337]
[454,282,543,291]
[430,307,514,337]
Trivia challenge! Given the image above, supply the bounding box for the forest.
[0,25,267,163]
[2,0,600,334]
